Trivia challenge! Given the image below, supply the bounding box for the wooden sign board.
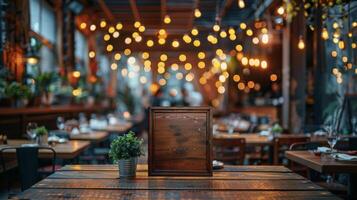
[148,107,212,176]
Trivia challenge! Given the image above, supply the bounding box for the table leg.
[348,173,357,199]
[268,145,273,164]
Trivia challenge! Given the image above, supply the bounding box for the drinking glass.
[325,126,339,153]
[26,122,38,142]
[56,116,65,130]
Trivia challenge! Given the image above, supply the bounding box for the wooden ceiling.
[94,0,262,32]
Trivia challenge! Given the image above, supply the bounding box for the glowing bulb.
[89,24,96,31]
[184,63,192,70]
[220,31,227,38]
[194,8,201,18]
[191,28,199,36]
[158,29,167,36]
[111,63,118,70]
[134,21,141,28]
[72,71,81,78]
[198,61,205,69]
[88,51,95,58]
[179,54,187,62]
[228,27,235,35]
[158,38,166,45]
[240,23,247,30]
[108,26,115,33]
[138,25,145,32]
[338,40,345,49]
[235,44,243,52]
[261,33,269,44]
[134,35,142,42]
[332,22,339,29]
[270,74,278,81]
[80,22,87,29]
[298,36,305,50]
[213,24,220,32]
[252,37,259,44]
[193,39,200,47]
[176,72,183,80]
[160,54,168,61]
[172,40,180,48]
[104,34,110,41]
[238,0,245,8]
[233,75,241,82]
[171,63,179,71]
[106,44,113,52]
[277,6,284,15]
[183,34,192,43]
[114,53,121,60]
[124,48,131,55]
[147,40,154,47]
[164,15,171,24]
[229,34,237,40]
[331,51,337,57]
[261,60,267,69]
[113,31,119,38]
[246,29,253,36]
[127,57,136,65]
[321,28,329,40]
[100,20,107,28]
[125,37,132,44]
[116,23,123,30]
[198,52,205,59]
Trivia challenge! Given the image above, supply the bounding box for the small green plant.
[34,72,59,94]
[109,131,144,162]
[4,82,32,99]
[272,123,283,133]
[34,126,48,137]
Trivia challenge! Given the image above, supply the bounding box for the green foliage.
[272,123,283,133]
[34,126,48,136]
[4,82,32,99]
[109,131,144,162]
[34,72,59,94]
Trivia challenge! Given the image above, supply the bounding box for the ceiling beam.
[97,0,115,22]
[160,0,167,25]
[218,0,234,23]
[188,0,199,28]
[129,0,141,22]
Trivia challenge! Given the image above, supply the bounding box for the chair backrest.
[274,136,309,164]
[0,146,56,191]
[212,138,246,165]
[290,141,328,151]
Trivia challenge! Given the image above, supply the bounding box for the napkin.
[335,153,357,161]
[317,147,331,153]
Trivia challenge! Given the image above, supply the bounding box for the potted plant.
[34,72,58,106]
[109,131,144,178]
[4,82,32,107]
[34,126,48,145]
[271,123,283,136]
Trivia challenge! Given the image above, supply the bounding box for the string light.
[147,40,154,47]
[220,31,227,38]
[270,74,278,81]
[277,6,284,15]
[179,54,187,62]
[183,34,192,43]
[108,26,115,33]
[252,37,259,44]
[240,23,247,30]
[124,48,131,55]
[331,51,337,57]
[194,8,201,18]
[184,63,192,70]
[246,29,253,36]
[125,37,132,44]
[213,23,220,32]
[104,34,110,41]
[106,44,113,52]
[114,53,121,60]
[198,61,205,69]
[90,24,96,31]
[321,28,329,40]
[113,31,119,38]
[233,75,241,82]
[160,54,168,61]
[80,22,87,29]
[111,63,118,70]
[198,52,205,59]
[171,63,179,71]
[134,21,141,28]
[158,38,166,45]
[229,34,237,41]
[338,40,345,49]
[100,20,107,28]
[164,15,171,24]
[261,33,269,44]
[261,60,267,69]
[193,39,201,47]
[138,25,145,32]
[238,0,245,8]
[72,71,81,78]
[298,36,305,50]
[88,51,95,58]
[116,23,123,30]
[191,28,199,36]
[172,40,180,48]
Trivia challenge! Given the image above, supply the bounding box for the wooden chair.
[273,136,310,165]
[213,138,246,165]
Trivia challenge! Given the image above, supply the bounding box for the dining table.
[92,122,133,133]
[68,131,109,144]
[286,150,357,199]
[0,140,90,160]
[15,164,339,200]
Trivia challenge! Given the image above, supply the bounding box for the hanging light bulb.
[338,39,345,49]
[191,28,199,36]
[277,6,285,15]
[321,28,329,40]
[213,23,220,32]
[194,8,201,18]
[261,33,269,44]
[238,0,245,8]
[298,36,305,50]
[164,15,171,24]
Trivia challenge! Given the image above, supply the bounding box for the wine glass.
[26,122,38,142]
[325,125,339,153]
[56,116,65,130]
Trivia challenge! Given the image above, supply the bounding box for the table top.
[214,133,327,146]
[286,151,357,174]
[1,140,90,159]
[93,122,133,133]
[69,131,109,143]
[16,164,338,200]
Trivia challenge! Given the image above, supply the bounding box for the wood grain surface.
[16,164,340,200]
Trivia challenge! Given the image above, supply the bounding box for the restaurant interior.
[0,0,356,199]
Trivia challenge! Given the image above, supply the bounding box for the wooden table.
[286,151,357,198]
[68,131,109,143]
[92,122,133,133]
[16,164,339,200]
[0,140,90,159]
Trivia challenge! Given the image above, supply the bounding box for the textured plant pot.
[118,157,137,178]
[36,135,47,145]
